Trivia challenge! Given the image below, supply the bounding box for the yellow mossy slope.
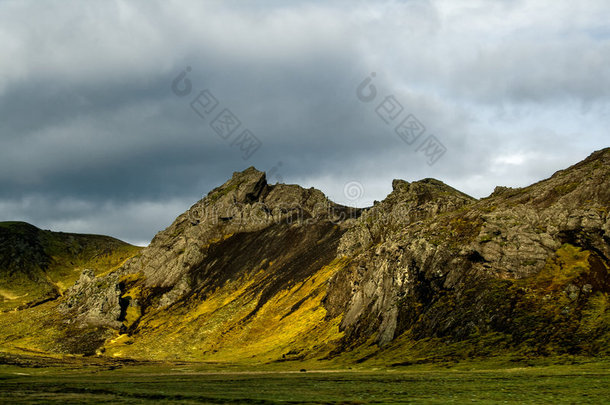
[104,257,350,362]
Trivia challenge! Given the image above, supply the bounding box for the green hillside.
[0,222,142,311]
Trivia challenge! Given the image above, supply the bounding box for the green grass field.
[1,358,609,404]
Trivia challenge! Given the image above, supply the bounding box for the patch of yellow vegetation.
[124,286,142,300]
[119,271,146,285]
[197,257,349,363]
[536,243,590,291]
[104,257,350,363]
[0,289,20,300]
[579,292,610,335]
[97,253,141,278]
[190,270,264,321]
[46,244,142,290]
[0,301,66,354]
[207,233,235,245]
[118,272,146,303]
[124,306,141,327]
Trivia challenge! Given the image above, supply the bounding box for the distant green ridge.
[0,221,142,311]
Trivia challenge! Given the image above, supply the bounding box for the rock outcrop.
[327,148,610,355]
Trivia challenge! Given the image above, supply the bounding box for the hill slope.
[0,149,609,364]
[0,222,141,311]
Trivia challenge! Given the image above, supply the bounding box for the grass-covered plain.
[0,356,609,404]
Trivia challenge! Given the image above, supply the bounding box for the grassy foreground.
[1,356,609,404]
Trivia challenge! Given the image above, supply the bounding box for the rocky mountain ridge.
[1,148,609,364]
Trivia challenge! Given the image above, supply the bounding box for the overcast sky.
[1,0,608,245]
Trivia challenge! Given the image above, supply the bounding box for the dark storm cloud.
[0,0,608,244]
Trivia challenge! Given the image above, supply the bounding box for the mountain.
[0,149,608,365]
[0,222,141,311]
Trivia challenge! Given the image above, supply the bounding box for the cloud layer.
[1,0,608,244]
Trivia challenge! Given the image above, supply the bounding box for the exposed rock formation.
[60,269,123,328]
[327,149,610,351]
[2,149,609,363]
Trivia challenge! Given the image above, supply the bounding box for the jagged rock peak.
[204,166,268,205]
[382,177,476,210]
[391,179,409,191]
[230,166,266,185]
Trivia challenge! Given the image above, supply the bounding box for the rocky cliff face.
[54,168,362,361]
[3,149,609,363]
[326,149,610,357]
